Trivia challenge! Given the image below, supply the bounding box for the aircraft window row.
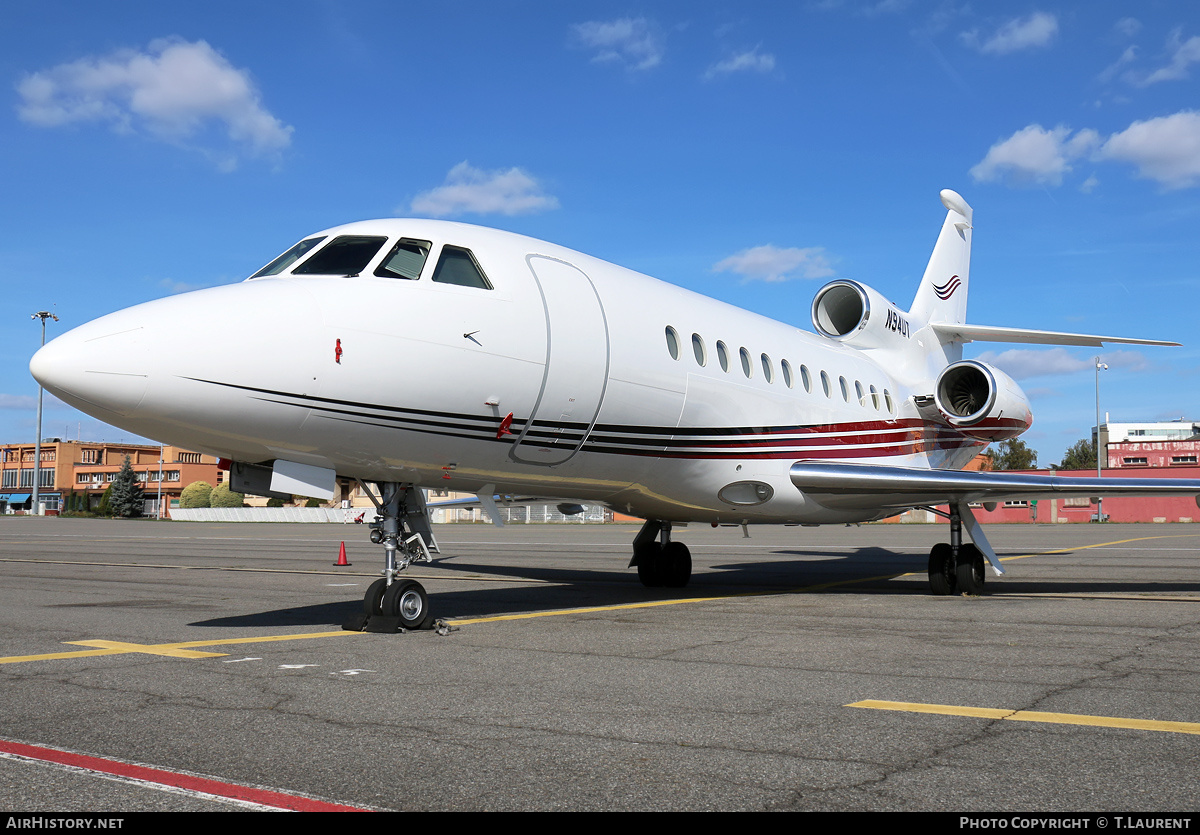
[252,234,492,289]
[665,326,894,414]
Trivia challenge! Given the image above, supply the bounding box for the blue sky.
[3,1,1198,467]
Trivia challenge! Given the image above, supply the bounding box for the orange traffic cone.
[334,541,351,566]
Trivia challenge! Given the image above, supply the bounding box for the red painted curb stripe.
[0,739,369,812]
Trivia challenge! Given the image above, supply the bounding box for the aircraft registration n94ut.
[29,189,1200,630]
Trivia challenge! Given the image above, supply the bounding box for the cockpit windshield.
[293,235,388,276]
[374,239,431,280]
[251,236,326,278]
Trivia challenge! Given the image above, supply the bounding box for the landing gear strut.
[629,519,691,588]
[344,482,439,632]
[926,503,996,596]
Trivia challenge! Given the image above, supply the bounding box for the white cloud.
[970,124,1100,186]
[409,162,559,217]
[1115,18,1141,38]
[1139,29,1200,86]
[975,348,1148,380]
[15,39,292,167]
[713,244,835,283]
[960,12,1058,55]
[1098,111,1200,189]
[704,47,776,80]
[571,18,663,71]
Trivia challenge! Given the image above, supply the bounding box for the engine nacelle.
[811,279,915,350]
[934,360,1032,441]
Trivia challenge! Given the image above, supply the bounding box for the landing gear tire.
[636,542,664,588]
[660,541,692,588]
[363,578,387,614]
[928,543,957,596]
[955,544,986,596]
[382,579,432,630]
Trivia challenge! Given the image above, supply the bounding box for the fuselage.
[30,218,986,524]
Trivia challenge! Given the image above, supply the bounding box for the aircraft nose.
[29,313,152,418]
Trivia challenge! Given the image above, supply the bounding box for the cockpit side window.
[251,236,327,278]
[292,235,388,276]
[431,245,492,289]
[374,239,432,280]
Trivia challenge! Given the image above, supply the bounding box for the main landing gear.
[927,504,993,596]
[343,482,439,632]
[629,519,692,588]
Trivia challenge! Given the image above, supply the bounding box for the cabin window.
[800,365,812,393]
[716,341,730,372]
[692,333,706,367]
[252,236,327,277]
[839,376,849,402]
[820,371,831,398]
[781,359,793,389]
[665,327,680,360]
[884,389,894,413]
[870,385,880,410]
[854,380,864,406]
[293,235,388,276]
[760,354,774,383]
[374,239,431,280]
[432,245,493,289]
[739,347,753,378]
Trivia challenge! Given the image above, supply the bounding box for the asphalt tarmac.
[1,517,1199,812]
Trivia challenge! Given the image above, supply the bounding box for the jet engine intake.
[933,360,1032,441]
[811,279,914,349]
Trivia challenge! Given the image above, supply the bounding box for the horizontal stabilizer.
[931,322,1180,348]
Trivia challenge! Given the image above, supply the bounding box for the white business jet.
[29,189,1200,630]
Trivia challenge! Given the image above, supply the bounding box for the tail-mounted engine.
[811,280,914,350]
[933,360,1032,441]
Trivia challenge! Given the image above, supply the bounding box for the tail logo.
[933,275,961,300]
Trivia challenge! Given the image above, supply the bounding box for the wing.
[790,462,1200,576]
[789,462,1200,511]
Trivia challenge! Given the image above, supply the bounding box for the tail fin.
[909,189,973,326]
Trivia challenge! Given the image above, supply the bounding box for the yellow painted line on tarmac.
[446,594,742,625]
[848,700,1200,736]
[0,630,362,665]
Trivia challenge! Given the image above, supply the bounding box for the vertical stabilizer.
[909,189,973,327]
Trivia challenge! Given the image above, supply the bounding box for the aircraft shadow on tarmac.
[186,542,1200,630]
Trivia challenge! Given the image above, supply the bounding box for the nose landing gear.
[343,481,439,632]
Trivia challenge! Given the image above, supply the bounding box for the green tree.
[179,481,213,508]
[107,455,144,518]
[989,438,1038,470]
[1055,438,1097,471]
[209,482,246,508]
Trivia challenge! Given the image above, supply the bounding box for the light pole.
[157,446,164,520]
[31,311,59,516]
[1095,356,1108,522]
